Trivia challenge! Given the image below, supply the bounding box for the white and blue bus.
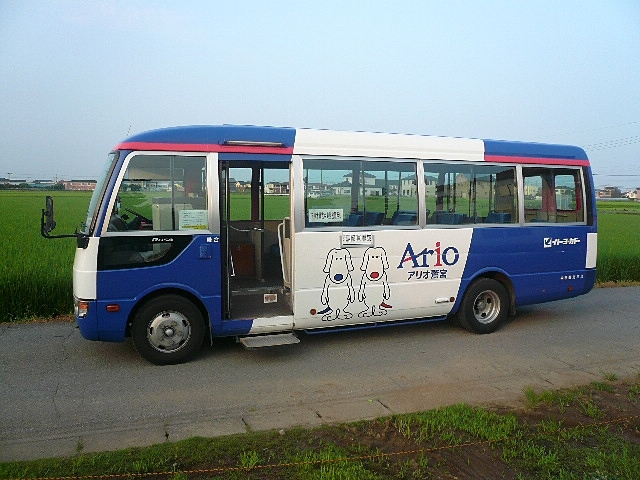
[42,125,597,364]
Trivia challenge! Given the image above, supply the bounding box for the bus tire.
[457,278,509,334]
[131,295,205,365]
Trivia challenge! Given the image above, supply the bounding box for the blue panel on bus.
[124,125,297,148]
[484,139,588,160]
[459,226,596,310]
[91,234,248,342]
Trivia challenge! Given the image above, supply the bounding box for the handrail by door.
[277,217,291,288]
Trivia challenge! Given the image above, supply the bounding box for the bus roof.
[116,125,589,166]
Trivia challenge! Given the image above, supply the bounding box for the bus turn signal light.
[106,304,120,312]
[75,300,89,318]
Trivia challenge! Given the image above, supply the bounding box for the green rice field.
[596,201,640,283]
[0,191,638,321]
[0,191,91,321]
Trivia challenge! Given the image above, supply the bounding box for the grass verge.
[2,373,639,479]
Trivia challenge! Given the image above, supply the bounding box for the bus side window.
[303,158,418,228]
[424,163,517,225]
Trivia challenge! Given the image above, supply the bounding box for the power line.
[3,171,98,179]
[594,174,640,177]
[544,120,640,139]
[584,135,640,151]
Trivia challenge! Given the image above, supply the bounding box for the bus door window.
[221,162,290,282]
[222,165,258,280]
[220,161,292,320]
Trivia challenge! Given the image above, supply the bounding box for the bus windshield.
[81,152,119,235]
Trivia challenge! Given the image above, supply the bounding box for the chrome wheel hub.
[473,290,501,324]
[147,311,191,353]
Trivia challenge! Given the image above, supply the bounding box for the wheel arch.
[126,287,211,339]
[457,270,516,316]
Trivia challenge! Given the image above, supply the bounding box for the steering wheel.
[124,208,152,229]
[108,215,128,231]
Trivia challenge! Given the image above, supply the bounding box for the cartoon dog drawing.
[319,248,355,321]
[358,246,392,317]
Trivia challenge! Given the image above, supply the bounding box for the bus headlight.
[75,298,90,318]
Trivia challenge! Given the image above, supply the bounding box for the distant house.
[0,177,27,186]
[235,180,251,192]
[306,182,332,197]
[31,179,55,188]
[344,172,376,186]
[265,181,289,194]
[597,186,623,199]
[62,180,97,191]
[331,181,352,195]
[342,173,389,197]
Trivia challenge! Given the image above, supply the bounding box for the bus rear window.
[523,167,584,223]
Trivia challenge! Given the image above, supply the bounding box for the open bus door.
[219,160,293,321]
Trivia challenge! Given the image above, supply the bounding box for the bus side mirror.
[40,195,84,243]
[41,196,57,236]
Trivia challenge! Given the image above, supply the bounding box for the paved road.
[1,287,639,462]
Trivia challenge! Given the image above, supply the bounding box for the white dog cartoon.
[358,247,392,317]
[319,248,355,321]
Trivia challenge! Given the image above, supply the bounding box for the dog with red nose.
[358,247,392,317]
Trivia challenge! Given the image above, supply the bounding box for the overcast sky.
[1,1,638,188]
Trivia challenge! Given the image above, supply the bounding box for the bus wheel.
[131,295,205,365]
[457,278,509,334]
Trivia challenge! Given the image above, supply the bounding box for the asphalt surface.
[1,286,639,462]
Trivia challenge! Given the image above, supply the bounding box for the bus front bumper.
[74,297,127,343]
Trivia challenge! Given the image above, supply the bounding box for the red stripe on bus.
[116,141,294,154]
[485,154,590,167]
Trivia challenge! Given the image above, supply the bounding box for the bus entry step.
[238,333,300,349]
